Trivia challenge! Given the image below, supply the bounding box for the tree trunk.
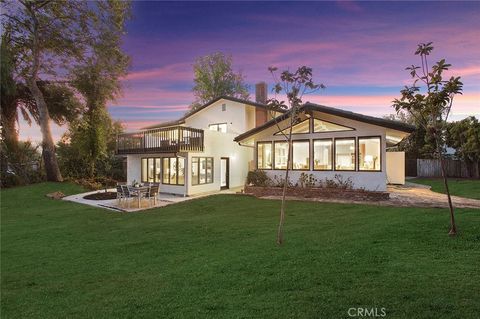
[1,105,19,151]
[27,79,63,182]
[438,153,457,236]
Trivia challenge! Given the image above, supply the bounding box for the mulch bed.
[83,192,117,200]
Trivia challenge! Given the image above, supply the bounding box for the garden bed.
[83,192,117,200]
[244,186,389,201]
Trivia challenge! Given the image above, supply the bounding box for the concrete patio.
[62,188,241,212]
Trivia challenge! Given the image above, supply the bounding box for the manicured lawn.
[1,183,480,318]
[411,178,480,200]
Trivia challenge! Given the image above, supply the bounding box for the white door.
[220,158,229,189]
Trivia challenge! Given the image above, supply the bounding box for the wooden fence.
[407,159,480,178]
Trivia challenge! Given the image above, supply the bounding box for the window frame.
[291,139,311,171]
[274,118,311,136]
[312,118,355,133]
[256,141,273,170]
[161,157,185,185]
[334,137,357,171]
[312,138,333,171]
[357,136,382,172]
[273,140,290,170]
[208,122,227,133]
[191,156,214,185]
[141,157,163,183]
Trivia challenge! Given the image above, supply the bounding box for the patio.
[62,188,240,212]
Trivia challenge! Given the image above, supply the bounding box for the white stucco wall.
[186,130,253,196]
[386,151,405,185]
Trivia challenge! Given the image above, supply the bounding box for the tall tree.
[69,0,131,177]
[446,116,480,178]
[191,52,249,110]
[267,66,325,245]
[1,0,119,181]
[393,42,463,236]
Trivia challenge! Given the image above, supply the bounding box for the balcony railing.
[116,126,204,155]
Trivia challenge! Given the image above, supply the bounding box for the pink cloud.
[124,62,192,81]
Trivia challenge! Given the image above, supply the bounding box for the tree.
[446,116,480,178]
[383,112,435,158]
[267,66,325,245]
[191,52,249,110]
[69,0,131,178]
[393,42,463,236]
[1,0,123,181]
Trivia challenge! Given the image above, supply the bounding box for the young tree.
[446,116,480,178]
[393,42,463,236]
[191,52,249,110]
[267,66,325,245]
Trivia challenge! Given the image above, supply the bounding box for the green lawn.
[1,183,480,318]
[411,178,480,200]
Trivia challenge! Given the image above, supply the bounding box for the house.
[116,83,414,195]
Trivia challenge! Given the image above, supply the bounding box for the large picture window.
[274,119,310,135]
[162,157,185,185]
[257,142,272,169]
[358,137,381,171]
[313,139,332,170]
[335,138,356,171]
[274,141,289,170]
[292,140,310,170]
[141,157,162,183]
[192,157,214,185]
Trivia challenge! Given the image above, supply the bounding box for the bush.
[246,170,271,187]
[0,141,44,188]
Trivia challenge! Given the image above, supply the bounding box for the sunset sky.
[20,1,480,141]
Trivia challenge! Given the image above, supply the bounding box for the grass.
[410,177,480,200]
[1,182,480,318]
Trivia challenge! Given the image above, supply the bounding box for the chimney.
[255,82,268,127]
[255,82,268,104]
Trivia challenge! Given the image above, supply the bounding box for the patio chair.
[116,185,126,205]
[145,184,160,206]
[122,185,138,208]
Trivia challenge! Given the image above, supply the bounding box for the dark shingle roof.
[234,102,415,142]
[142,96,279,130]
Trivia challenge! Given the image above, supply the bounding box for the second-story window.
[209,123,227,133]
[222,103,226,111]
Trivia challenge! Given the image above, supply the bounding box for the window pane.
[275,119,310,135]
[313,140,332,170]
[359,137,381,171]
[177,158,185,185]
[314,119,353,132]
[199,158,206,184]
[257,143,272,169]
[155,158,161,183]
[170,158,177,184]
[274,142,289,170]
[209,124,218,131]
[141,158,147,182]
[192,158,199,185]
[292,141,310,170]
[147,158,154,182]
[206,158,213,183]
[335,138,356,170]
[163,158,169,184]
[218,123,227,133]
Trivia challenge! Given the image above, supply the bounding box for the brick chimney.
[255,82,268,104]
[255,82,268,127]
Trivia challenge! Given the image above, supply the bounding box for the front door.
[220,157,229,190]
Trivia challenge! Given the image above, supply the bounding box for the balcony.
[116,126,204,155]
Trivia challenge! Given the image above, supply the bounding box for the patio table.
[130,186,150,208]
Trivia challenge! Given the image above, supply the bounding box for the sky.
[19,0,480,142]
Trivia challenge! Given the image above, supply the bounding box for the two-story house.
[116,83,414,195]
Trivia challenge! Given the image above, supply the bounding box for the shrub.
[246,170,271,187]
[0,141,44,188]
[319,174,354,189]
[297,173,317,188]
[271,174,293,188]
